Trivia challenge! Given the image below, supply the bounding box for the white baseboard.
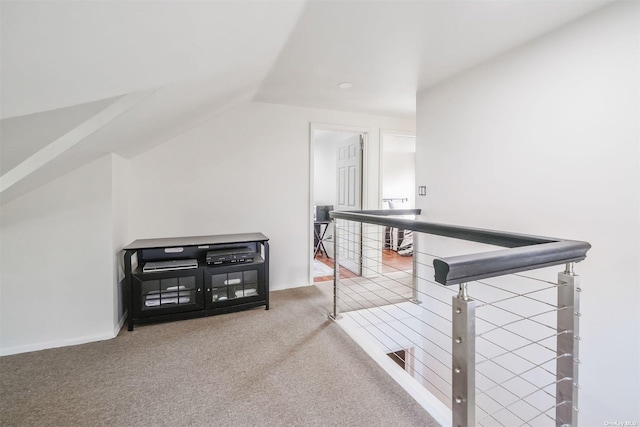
[0,330,117,357]
[1,310,130,357]
[114,310,128,336]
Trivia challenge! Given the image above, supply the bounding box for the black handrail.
[329,209,591,286]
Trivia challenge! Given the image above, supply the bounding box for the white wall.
[313,136,338,206]
[111,154,129,331]
[0,155,117,355]
[382,151,415,208]
[0,102,412,355]
[382,133,416,209]
[416,1,639,422]
[128,101,414,291]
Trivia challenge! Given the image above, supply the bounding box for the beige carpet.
[0,285,438,427]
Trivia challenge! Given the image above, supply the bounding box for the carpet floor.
[0,285,438,427]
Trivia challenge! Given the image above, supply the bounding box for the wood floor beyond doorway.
[314,249,412,283]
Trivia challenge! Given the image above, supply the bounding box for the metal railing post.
[556,263,581,427]
[452,283,476,427]
[329,220,340,320]
[411,234,422,304]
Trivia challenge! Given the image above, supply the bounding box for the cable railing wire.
[332,242,456,400]
[345,308,453,398]
[336,276,454,331]
[336,275,453,356]
[336,291,454,398]
[329,215,585,426]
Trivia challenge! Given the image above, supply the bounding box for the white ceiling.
[255,0,612,116]
[0,1,305,119]
[0,0,612,202]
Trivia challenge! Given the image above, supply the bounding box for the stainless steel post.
[452,283,475,427]
[556,263,581,427]
[329,220,340,320]
[410,233,422,304]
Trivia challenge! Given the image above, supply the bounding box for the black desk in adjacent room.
[314,221,331,258]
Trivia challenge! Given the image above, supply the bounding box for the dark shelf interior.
[124,234,269,330]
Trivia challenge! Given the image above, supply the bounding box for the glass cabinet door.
[134,270,204,316]
[204,266,262,308]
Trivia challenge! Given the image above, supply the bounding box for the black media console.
[123,233,269,331]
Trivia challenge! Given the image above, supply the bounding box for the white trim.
[335,314,453,427]
[0,330,117,357]
[114,309,128,336]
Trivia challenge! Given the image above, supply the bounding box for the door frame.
[309,122,371,285]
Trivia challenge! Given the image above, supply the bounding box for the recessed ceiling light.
[337,82,353,90]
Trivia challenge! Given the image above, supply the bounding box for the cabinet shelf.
[123,233,269,330]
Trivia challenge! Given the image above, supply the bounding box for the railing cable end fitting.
[457,283,470,301]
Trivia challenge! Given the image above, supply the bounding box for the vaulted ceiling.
[0,0,611,203]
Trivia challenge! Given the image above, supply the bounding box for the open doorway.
[381,131,416,274]
[311,128,365,284]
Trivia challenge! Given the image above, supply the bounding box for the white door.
[336,134,364,275]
